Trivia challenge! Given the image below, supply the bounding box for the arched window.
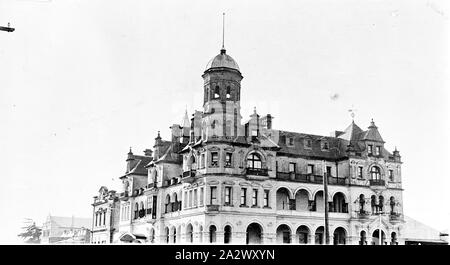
[225,120,232,136]
[186,224,193,243]
[360,231,367,245]
[172,193,178,212]
[199,225,203,243]
[95,213,98,227]
[209,225,217,243]
[103,211,106,225]
[370,166,381,180]
[226,86,231,99]
[224,225,232,244]
[214,86,220,99]
[165,194,171,213]
[391,232,398,245]
[247,153,262,169]
[134,203,139,219]
[165,227,170,244]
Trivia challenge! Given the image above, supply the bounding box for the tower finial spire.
[222,12,225,50]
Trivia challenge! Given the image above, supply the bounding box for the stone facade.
[91,46,409,245]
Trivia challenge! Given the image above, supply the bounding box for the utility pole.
[323,161,330,245]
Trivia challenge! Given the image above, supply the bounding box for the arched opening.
[296,225,310,244]
[371,195,378,214]
[333,227,346,245]
[165,194,171,213]
[276,187,291,210]
[378,195,384,212]
[246,223,263,244]
[332,192,347,213]
[171,226,177,244]
[295,189,309,211]
[214,86,220,99]
[276,224,291,244]
[359,194,365,213]
[134,203,139,219]
[313,191,324,212]
[390,196,396,214]
[172,193,178,212]
[247,153,262,169]
[359,231,367,245]
[372,230,386,245]
[224,225,232,244]
[226,86,231,99]
[165,227,170,244]
[198,225,203,243]
[149,228,155,243]
[391,232,398,245]
[186,224,193,243]
[370,166,381,180]
[315,226,324,245]
[209,225,217,243]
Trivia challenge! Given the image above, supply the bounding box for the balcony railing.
[182,170,196,178]
[389,212,402,221]
[246,167,269,176]
[369,179,385,186]
[206,204,219,212]
[275,172,346,186]
[356,210,371,219]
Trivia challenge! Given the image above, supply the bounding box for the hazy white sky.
[0,0,449,243]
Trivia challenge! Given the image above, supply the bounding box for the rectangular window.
[240,188,247,206]
[184,191,188,208]
[288,137,294,146]
[201,153,205,168]
[251,130,258,136]
[210,186,217,205]
[322,141,329,150]
[264,190,269,207]
[252,189,258,206]
[375,146,381,156]
[358,167,363,178]
[189,190,193,208]
[368,145,373,155]
[225,153,232,167]
[326,166,332,177]
[199,187,204,206]
[289,162,296,173]
[307,164,314,174]
[211,152,219,167]
[225,187,232,205]
[389,170,394,181]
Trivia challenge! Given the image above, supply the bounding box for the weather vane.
[348,105,357,121]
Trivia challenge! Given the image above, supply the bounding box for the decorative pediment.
[207,180,220,185]
[239,181,252,187]
[208,146,220,152]
[223,180,235,185]
[224,147,235,152]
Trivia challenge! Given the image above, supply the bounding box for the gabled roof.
[126,155,153,176]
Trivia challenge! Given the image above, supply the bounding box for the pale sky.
[0,0,449,244]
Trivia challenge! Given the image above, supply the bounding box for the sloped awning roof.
[119,232,146,243]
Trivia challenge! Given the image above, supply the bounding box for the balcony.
[181,170,196,183]
[275,172,346,186]
[389,212,402,222]
[246,167,269,176]
[356,210,371,219]
[206,204,219,212]
[369,179,386,186]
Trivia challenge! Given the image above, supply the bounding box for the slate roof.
[126,155,153,176]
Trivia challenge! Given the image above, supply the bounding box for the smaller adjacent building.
[402,216,449,245]
[41,215,91,244]
[91,186,120,244]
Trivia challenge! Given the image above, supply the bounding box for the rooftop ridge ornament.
[348,105,357,122]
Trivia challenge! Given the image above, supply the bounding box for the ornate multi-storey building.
[91,45,407,245]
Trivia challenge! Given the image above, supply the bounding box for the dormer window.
[375,146,381,156]
[214,86,220,99]
[304,139,312,149]
[322,141,329,150]
[288,137,294,146]
[367,145,373,155]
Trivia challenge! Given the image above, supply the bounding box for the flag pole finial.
[221,13,226,53]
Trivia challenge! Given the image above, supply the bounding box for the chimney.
[143,149,153,157]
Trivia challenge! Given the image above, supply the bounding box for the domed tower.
[201,47,243,139]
